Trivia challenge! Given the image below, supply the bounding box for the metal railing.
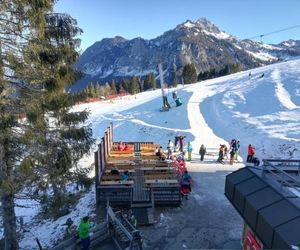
[262,159,300,193]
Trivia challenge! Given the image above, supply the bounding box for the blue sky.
[54,0,300,51]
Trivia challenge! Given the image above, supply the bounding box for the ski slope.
[11,58,300,249]
[77,58,300,161]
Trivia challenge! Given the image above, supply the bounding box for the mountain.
[72,18,300,91]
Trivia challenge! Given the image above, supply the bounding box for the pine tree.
[20,12,94,217]
[110,79,117,94]
[121,79,130,93]
[143,74,152,91]
[149,73,157,90]
[129,76,140,94]
[182,63,197,84]
[87,82,95,97]
[116,81,125,93]
[0,1,58,248]
[95,81,103,97]
[104,82,112,96]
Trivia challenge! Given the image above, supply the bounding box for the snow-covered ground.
[1,58,300,249]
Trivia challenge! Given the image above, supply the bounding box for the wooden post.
[95,150,100,216]
[110,122,113,148]
[95,151,99,187]
[105,131,109,161]
[107,127,111,155]
[102,137,106,165]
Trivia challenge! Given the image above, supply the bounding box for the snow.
[202,29,231,40]
[2,58,300,249]
[183,21,195,28]
[245,49,277,61]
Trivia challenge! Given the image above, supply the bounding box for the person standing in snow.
[218,144,225,163]
[178,135,185,152]
[234,140,240,161]
[199,144,206,161]
[79,216,92,250]
[172,91,178,100]
[174,136,179,152]
[249,72,251,80]
[181,170,192,192]
[229,148,235,165]
[187,142,193,161]
[247,144,255,162]
[167,139,174,159]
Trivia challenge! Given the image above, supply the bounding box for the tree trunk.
[0,145,18,250]
[1,193,18,250]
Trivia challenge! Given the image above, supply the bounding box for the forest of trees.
[74,61,241,102]
[198,63,241,81]
[73,72,158,102]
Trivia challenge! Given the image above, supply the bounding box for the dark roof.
[225,166,300,249]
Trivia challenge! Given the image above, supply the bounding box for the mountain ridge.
[73,18,300,92]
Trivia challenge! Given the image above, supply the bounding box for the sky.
[54,0,300,51]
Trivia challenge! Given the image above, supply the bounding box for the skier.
[78,216,92,250]
[249,71,252,80]
[172,91,178,100]
[199,144,206,161]
[175,97,183,107]
[187,142,193,161]
[247,144,255,162]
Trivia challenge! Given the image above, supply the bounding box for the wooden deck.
[96,141,181,207]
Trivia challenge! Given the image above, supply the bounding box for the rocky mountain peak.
[72,18,300,92]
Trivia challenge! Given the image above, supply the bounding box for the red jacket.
[248,145,255,155]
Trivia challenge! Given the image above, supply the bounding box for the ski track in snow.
[3,58,300,249]
[272,68,298,110]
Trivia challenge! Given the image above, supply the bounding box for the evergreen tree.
[8,11,94,220]
[121,79,130,93]
[104,82,111,96]
[0,1,60,248]
[110,79,117,94]
[182,63,197,84]
[143,74,152,91]
[117,81,125,93]
[149,73,157,90]
[95,81,103,97]
[129,76,140,94]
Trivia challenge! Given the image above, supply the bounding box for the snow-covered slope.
[77,58,300,161]
[5,58,300,249]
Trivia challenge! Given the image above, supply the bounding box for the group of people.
[217,139,240,165]
[116,141,131,151]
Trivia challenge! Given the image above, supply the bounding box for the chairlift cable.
[246,24,300,40]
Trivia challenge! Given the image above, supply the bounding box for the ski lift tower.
[158,63,170,110]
